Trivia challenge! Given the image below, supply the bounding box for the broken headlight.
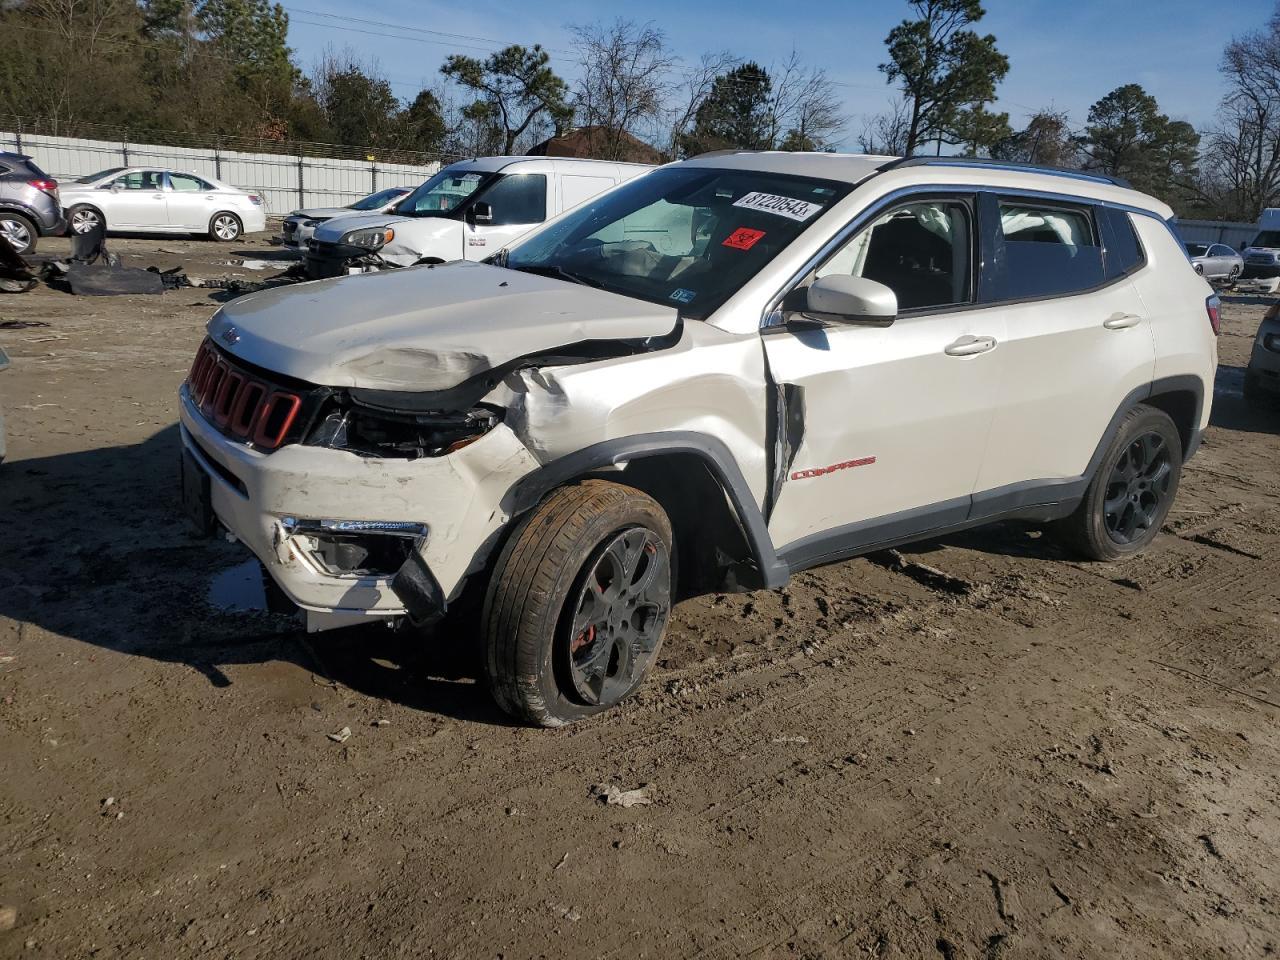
[306,400,501,458]
[343,226,394,249]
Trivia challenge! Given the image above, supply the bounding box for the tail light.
[29,178,58,195]
[248,194,262,205]
[1206,295,1222,337]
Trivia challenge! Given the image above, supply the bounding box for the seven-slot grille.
[187,338,302,449]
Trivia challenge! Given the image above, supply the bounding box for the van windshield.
[396,169,494,218]
[503,167,850,320]
[1251,231,1280,248]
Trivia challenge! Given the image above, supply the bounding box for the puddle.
[207,559,267,612]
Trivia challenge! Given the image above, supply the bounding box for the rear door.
[164,172,217,230]
[970,195,1154,503]
[763,193,1007,552]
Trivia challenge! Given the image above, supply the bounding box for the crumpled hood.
[313,211,412,242]
[208,260,679,391]
[288,206,352,220]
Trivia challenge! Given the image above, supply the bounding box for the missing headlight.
[306,401,502,458]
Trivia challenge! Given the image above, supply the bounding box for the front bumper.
[178,385,540,625]
[304,240,371,279]
[1243,262,1280,279]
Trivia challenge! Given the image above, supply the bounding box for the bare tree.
[571,19,674,159]
[664,50,739,157]
[857,99,912,156]
[767,50,847,151]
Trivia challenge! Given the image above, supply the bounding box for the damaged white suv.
[179,152,1218,726]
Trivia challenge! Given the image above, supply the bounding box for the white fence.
[1175,218,1259,250]
[0,130,441,215]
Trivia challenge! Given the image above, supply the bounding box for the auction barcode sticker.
[732,192,822,222]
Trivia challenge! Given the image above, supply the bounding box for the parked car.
[0,152,65,255]
[59,168,267,241]
[303,156,651,279]
[1184,242,1243,280]
[281,187,411,252]
[1241,208,1280,278]
[179,153,1218,725]
[1245,302,1280,409]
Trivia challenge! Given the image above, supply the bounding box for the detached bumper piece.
[391,551,447,624]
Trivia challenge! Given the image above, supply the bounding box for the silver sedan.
[1185,242,1243,281]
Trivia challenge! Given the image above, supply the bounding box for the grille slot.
[186,339,303,451]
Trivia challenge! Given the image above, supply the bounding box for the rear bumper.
[177,385,540,624]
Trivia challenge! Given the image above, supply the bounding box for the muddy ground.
[0,232,1278,959]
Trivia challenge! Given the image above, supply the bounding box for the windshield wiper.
[507,263,604,289]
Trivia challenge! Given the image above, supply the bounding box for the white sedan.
[281,186,411,251]
[59,168,268,241]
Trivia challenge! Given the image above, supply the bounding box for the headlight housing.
[343,226,394,249]
[306,398,501,458]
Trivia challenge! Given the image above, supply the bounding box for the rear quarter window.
[1099,207,1146,280]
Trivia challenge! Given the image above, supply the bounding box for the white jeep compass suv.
[178,152,1219,726]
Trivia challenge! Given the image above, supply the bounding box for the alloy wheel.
[0,217,32,253]
[565,527,671,706]
[70,209,101,234]
[213,215,240,240]
[1103,432,1173,544]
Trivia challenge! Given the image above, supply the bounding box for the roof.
[679,150,1173,219]
[528,127,666,165]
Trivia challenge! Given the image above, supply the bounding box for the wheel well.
[1144,388,1199,458]
[608,454,755,599]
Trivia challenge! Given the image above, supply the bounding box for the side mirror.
[796,275,898,326]
[109,183,122,193]
[470,201,493,225]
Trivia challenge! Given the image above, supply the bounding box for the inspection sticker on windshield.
[669,288,697,304]
[460,173,483,181]
[732,192,821,222]
[722,227,766,250]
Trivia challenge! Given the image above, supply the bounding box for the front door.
[464,173,548,259]
[101,170,167,229]
[763,194,1005,553]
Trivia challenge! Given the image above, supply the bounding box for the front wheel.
[1055,405,1182,561]
[209,212,242,242]
[483,480,674,727]
[0,212,36,255]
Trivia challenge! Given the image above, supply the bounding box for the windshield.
[504,167,849,320]
[396,168,493,218]
[1251,231,1280,248]
[350,187,406,211]
[77,167,125,184]
[1184,242,1209,257]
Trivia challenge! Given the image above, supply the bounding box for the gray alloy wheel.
[0,213,35,254]
[209,212,242,242]
[68,205,103,234]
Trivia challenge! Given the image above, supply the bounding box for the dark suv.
[0,152,64,255]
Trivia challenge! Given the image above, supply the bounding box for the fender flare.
[509,432,789,589]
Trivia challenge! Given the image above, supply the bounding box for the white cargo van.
[304,156,651,279]
[1242,207,1280,279]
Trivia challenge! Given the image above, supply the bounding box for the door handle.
[944,335,997,357]
[152,194,165,199]
[1103,313,1142,330]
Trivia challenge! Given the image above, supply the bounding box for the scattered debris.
[771,735,809,744]
[554,852,569,871]
[550,903,582,922]
[327,726,352,743]
[0,234,38,294]
[371,718,391,727]
[0,905,16,931]
[591,783,653,808]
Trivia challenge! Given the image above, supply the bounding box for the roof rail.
[878,156,1132,189]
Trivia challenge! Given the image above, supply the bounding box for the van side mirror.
[794,275,898,326]
[470,201,493,225]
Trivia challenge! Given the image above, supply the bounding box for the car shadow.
[1209,364,1280,436]
[0,424,516,727]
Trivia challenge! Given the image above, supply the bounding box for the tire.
[67,204,104,235]
[1229,264,1242,280]
[209,212,242,242]
[0,212,37,255]
[1055,405,1182,561]
[483,480,675,727]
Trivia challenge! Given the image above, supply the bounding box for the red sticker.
[722,227,766,250]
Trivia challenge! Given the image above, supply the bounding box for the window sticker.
[669,287,697,304]
[460,173,483,182]
[722,227,766,250]
[732,191,821,222]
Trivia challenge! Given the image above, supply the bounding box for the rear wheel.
[1056,405,1182,561]
[0,212,36,255]
[209,212,242,242]
[483,480,674,727]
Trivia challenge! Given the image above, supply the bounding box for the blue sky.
[280,0,1276,143]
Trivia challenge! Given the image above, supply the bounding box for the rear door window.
[168,173,213,192]
[991,200,1103,300]
[1099,207,1146,281]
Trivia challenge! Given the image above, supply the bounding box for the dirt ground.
[1,231,1278,960]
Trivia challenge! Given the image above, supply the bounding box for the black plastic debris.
[0,233,38,294]
[146,265,193,290]
[69,221,118,267]
[65,264,165,297]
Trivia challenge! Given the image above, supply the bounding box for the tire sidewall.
[68,205,103,234]
[0,212,36,254]
[1082,408,1182,559]
[210,212,242,242]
